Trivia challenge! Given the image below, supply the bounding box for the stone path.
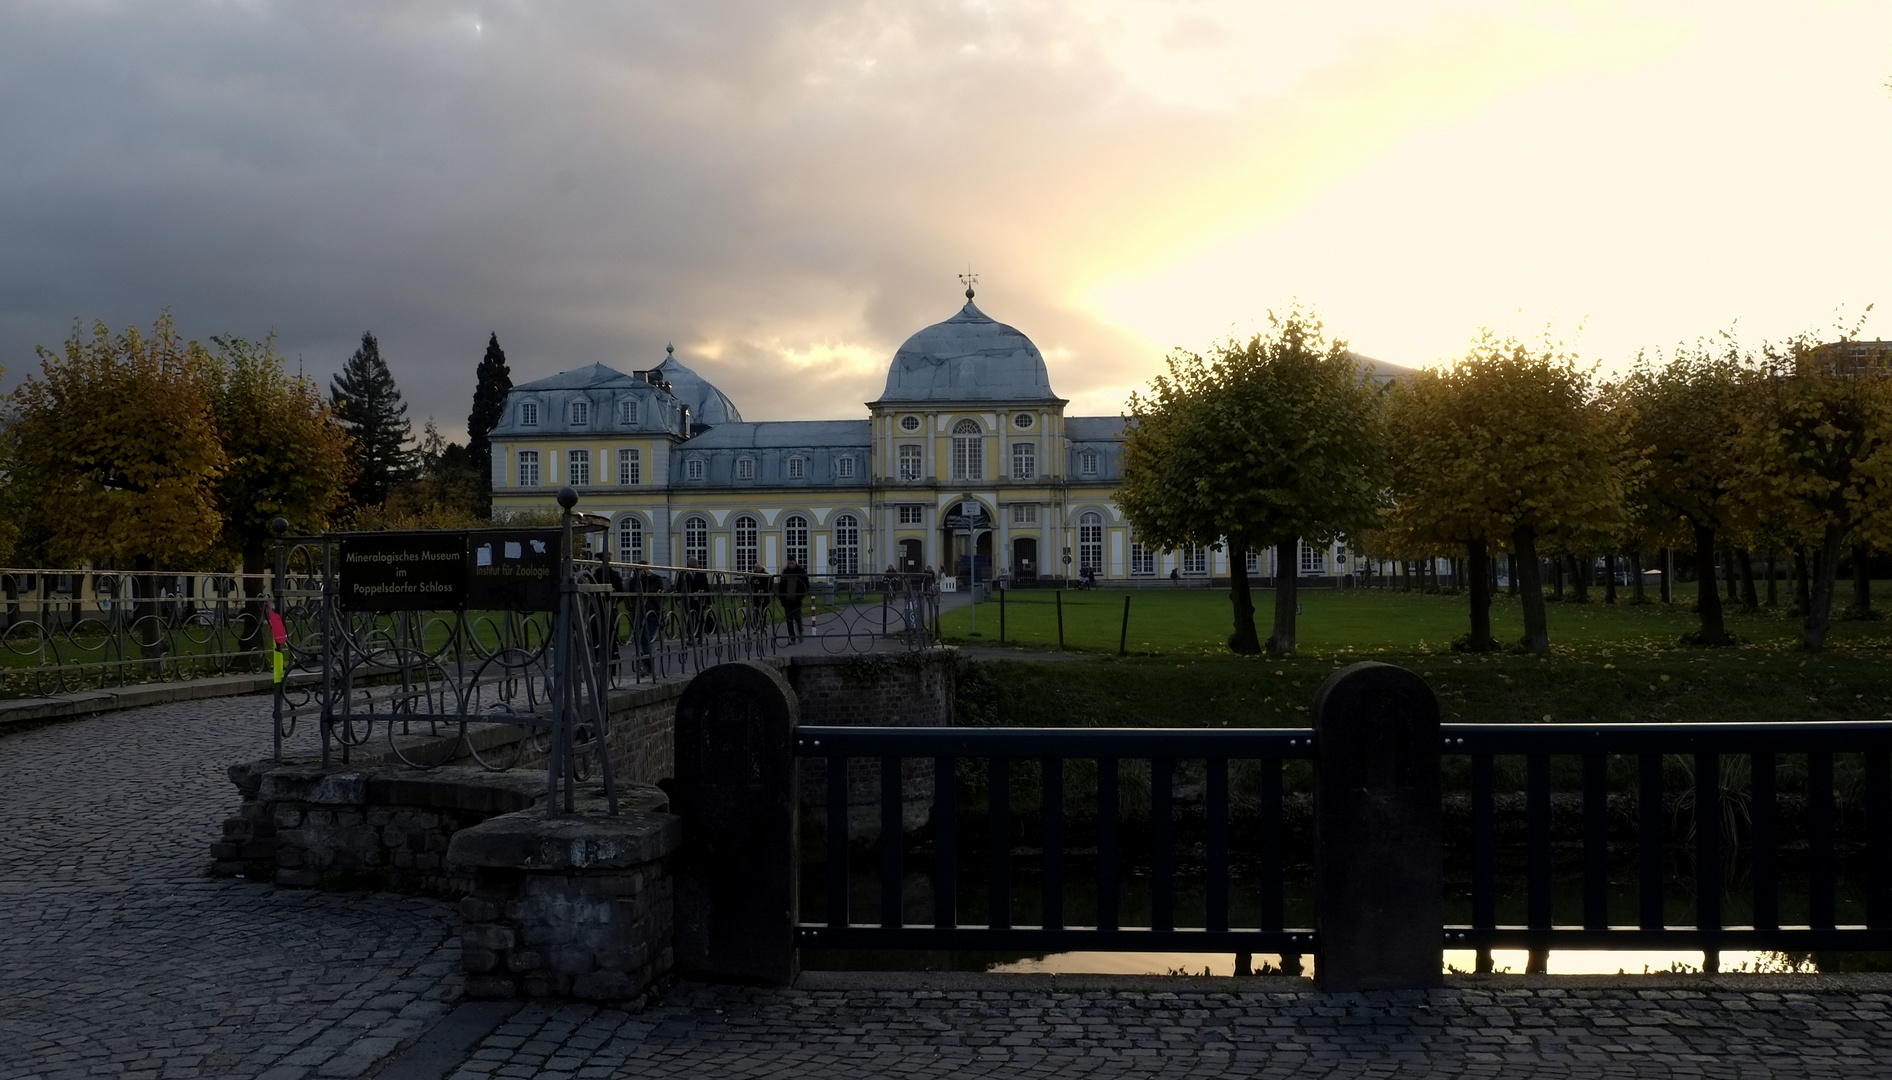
[7,694,1892,1078]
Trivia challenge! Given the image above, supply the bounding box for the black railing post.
[1312,662,1442,990]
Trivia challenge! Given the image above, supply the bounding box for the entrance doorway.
[1012,537,1038,582]
[898,538,923,574]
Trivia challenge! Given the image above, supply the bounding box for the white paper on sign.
[530,540,547,554]
[475,545,493,567]
[505,542,522,559]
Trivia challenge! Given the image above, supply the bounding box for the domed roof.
[655,349,742,426]
[875,298,1060,404]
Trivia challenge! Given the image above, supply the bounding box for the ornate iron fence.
[0,567,272,697]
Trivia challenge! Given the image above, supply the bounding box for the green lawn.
[947,583,1892,657]
[946,585,1892,730]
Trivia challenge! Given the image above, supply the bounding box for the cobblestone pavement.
[443,980,1892,1079]
[1,696,462,1080]
[9,695,1892,1079]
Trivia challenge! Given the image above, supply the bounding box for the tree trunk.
[1793,547,1812,618]
[1603,553,1618,605]
[1659,548,1672,604]
[1569,555,1590,603]
[1851,545,1873,620]
[1724,549,1740,604]
[1268,539,1298,656]
[1514,526,1549,654]
[1227,534,1261,654]
[1805,528,1848,651]
[1689,522,1732,646]
[1737,549,1758,612]
[1764,550,1778,608]
[1465,538,1495,651]
[1551,556,1565,600]
[1506,554,1518,596]
[1631,549,1647,604]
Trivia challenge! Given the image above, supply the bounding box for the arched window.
[618,516,644,564]
[1078,511,1103,576]
[952,418,983,481]
[833,513,860,576]
[734,514,759,570]
[783,514,810,568]
[683,515,709,568]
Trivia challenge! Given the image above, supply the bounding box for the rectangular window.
[788,458,805,479]
[1011,443,1036,480]
[952,433,982,481]
[897,505,924,525]
[1182,546,1207,575]
[898,445,922,481]
[1245,548,1261,574]
[519,402,539,427]
[570,400,589,426]
[837,457,855,479]
[618,448,640,486]
[1010,503,1037,524]
[1079,449,1098,476]
[784,516,809,567]
[1130,539,1155,577]
[568,449,590,487]
[687,458,705,481]
[736,458,754,480]
[619,398,637,425]
[517,450,540,487]
[1300,541,1326,575]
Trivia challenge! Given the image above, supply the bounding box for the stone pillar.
[669,660,800,985]
[1312,661,1443,990]
[448,793,681,1003]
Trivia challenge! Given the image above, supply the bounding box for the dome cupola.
[875,293,1060,404]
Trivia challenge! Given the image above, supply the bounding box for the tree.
[205,335,354,574]
[353,420,488,530]
[1119,308,1390,655]
[1618,337,1753,645]
[4,316,226,568]
[330,332,414,509]
[467,332,512,519]
[1739,340,1892,650]
[1389,334,1622,654]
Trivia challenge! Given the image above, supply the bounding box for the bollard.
[1311,661,1442,990]
[1119,595,1130,656]
[999,585,1006,643]
[669,661,800,985]
[1056,591,1064,649]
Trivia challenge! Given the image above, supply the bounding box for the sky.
[1,1,1888,438]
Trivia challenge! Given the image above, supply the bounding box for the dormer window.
[836,457,855,480]
[787,457,805,479]
[619,398,638,425]
[1079,449,1099,476]
[570,400,589,426]
[736,458,755,480]
[686,458,705,481]
[519,401,539,427]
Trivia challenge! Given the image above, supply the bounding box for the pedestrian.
[749,563,772,625]
[679,558,711,641]
[778,558,810,643]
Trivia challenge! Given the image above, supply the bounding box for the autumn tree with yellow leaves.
[1388,334,1623,654]
[1119,308,1389,655]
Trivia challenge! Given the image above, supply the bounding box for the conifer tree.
[329,332,414,509]
[467,332,512,518]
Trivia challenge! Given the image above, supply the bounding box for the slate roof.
[875,299,1061,404]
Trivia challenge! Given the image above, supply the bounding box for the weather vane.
[959,268,978,301]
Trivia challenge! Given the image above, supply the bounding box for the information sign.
[467,530,562,611]
[339,533,469,611]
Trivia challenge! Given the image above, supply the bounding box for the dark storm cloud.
[0,0,1283,433]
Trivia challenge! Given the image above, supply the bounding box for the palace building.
[487,289,1352,583]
